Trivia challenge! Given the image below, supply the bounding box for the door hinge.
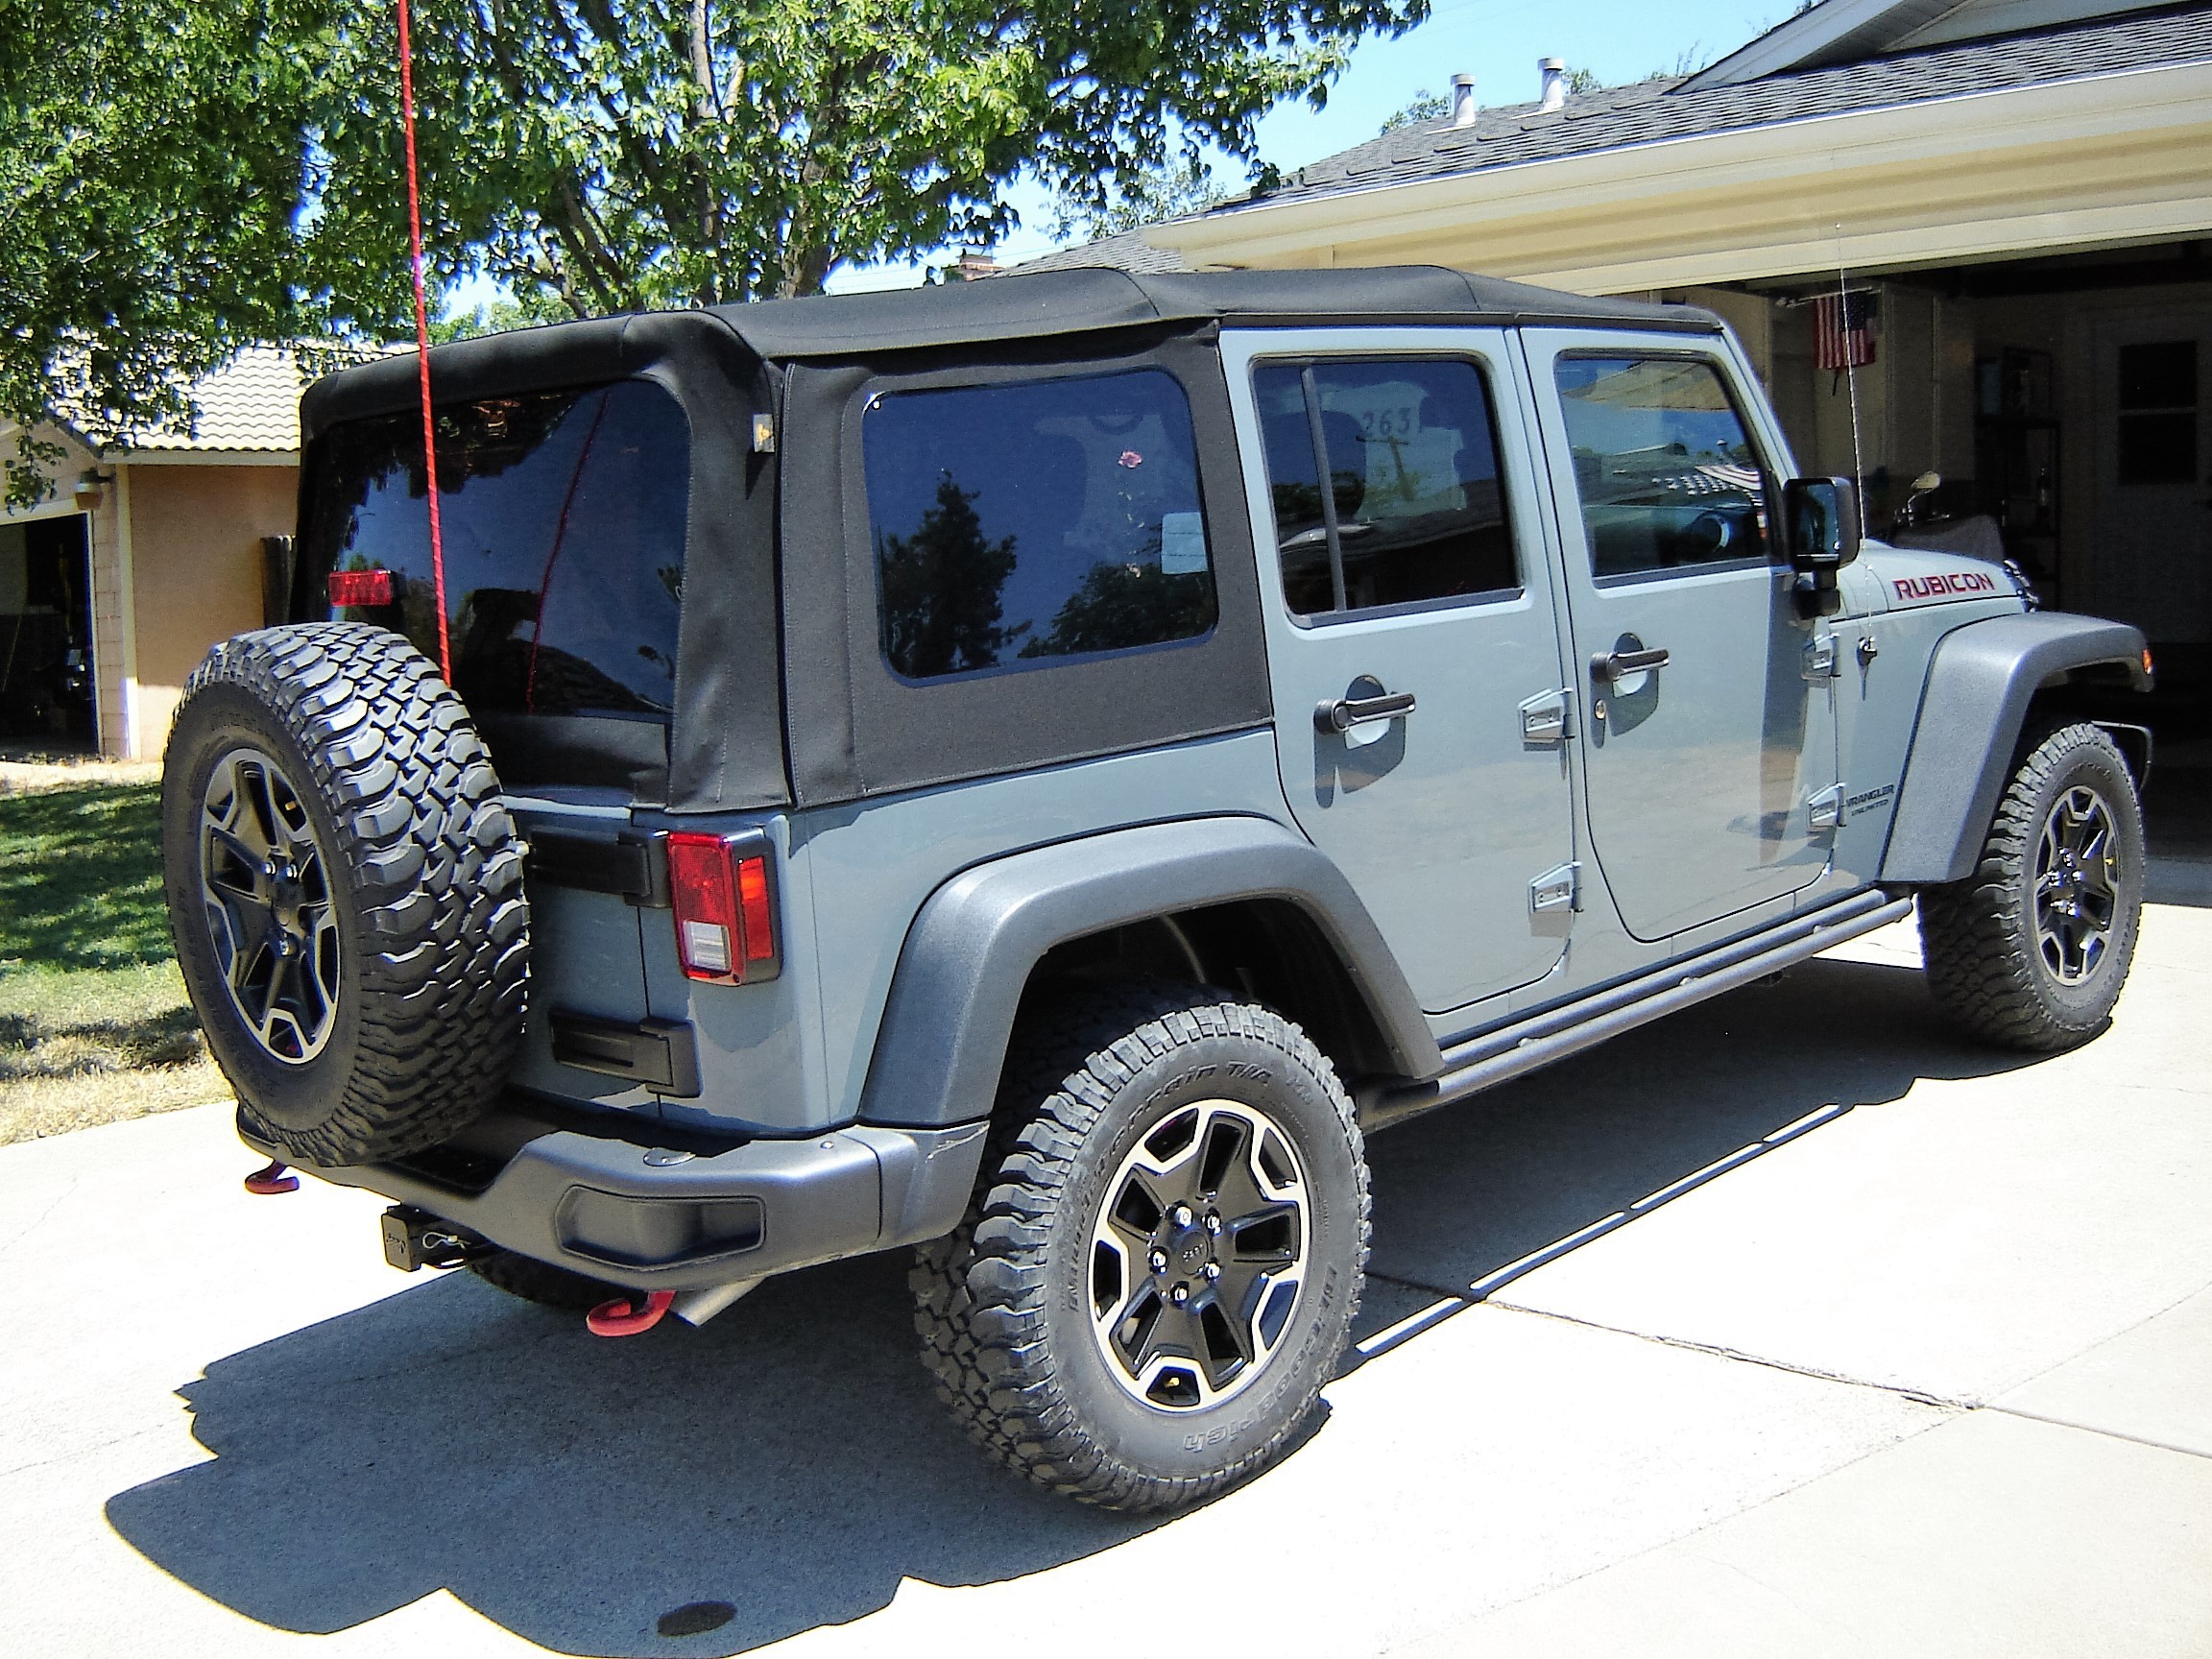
[1529,861,1580,914]
[1519,686,1574,746]
[1808,784,1846,831]
[1802,634,1840,680]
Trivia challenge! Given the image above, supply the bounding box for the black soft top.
[301,267,1714,438]
[295,268,1720,816]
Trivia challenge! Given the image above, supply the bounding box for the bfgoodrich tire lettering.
[911,984,1368,1511]
[162,623,530,1165]
[1918,722,2144,1051]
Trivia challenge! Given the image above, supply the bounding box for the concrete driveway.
[3,869,2207,1656]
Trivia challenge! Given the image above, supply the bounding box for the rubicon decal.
[1893,569,2000,602]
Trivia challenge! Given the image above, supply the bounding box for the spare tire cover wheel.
[162,622,530,1166]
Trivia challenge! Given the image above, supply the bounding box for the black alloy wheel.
[199,747,342,1064]
[1088,1098,1310,1411]
[2032,783,2121,985]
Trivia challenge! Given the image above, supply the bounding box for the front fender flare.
[1881,612,2151,885]
[856,816,1441,1129]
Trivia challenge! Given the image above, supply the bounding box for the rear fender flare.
[855,816,1440,1129]
[1881,612,2152,885]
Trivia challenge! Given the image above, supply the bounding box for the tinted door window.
[1252,358,1517,618]
[301,380,689,721]
[863,369,1216,682]
[1553,356,1769,580]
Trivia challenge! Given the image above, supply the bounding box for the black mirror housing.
[1781,476,1863,573]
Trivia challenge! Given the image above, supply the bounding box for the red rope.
[525,391,611,712]
[396,0,451,682]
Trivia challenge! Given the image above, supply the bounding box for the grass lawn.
[0,781,232,1143]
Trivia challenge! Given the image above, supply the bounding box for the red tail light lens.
[327,567,398,607]
[666,832,778,983]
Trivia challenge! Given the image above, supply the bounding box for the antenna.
[1838,225,1865,500]
[397,0,451,682]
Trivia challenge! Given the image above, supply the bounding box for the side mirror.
[1781,476,1863,574]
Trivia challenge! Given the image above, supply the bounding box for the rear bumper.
[248,1114,989,1292]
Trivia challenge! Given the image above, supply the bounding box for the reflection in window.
[863,370,1216,682]
[1554,357,1770,579]
[301,381,690,720]
[1253,358,1517,618]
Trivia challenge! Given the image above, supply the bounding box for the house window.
[2117,341,2197,486]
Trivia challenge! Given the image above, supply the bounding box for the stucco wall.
[122,463,296,757]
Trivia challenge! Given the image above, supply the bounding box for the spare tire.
[161,623,530,1166]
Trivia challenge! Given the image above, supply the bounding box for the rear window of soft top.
[299,379,689,723]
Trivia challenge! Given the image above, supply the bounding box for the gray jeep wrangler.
[161,267,2152,1511]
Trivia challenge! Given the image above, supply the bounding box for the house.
[0,349,301,758]
[1031,0,2212,692]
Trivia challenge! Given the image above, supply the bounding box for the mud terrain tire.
[162,623,530,1165]
[912,985,1368,1511]
[1919,721,2144,1051]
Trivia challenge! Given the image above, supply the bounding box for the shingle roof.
[123,347,303,453]
[1219,3,2212,213]
[1007,227,1190,276]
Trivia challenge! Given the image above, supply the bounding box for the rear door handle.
[1315,689,1416,733]
[1591,646,1670,683]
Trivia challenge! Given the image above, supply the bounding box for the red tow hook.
[244,1160,300,1195]
[587,1289,676,1337]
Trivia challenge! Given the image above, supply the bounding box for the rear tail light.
[666,831,779,984]
[327,567,399,608]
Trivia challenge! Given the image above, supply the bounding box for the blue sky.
[449,0,1792,310]
[830,0,1792,289]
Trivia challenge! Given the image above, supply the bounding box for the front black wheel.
[911,986,1368,1511]
[1919,722,2145,1050]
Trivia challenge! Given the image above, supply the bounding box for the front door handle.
[1591,645,1670,683]
[1315,689,1416,733]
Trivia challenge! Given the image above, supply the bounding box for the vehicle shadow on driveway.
[1358,953,2047,1311]
[106,955,2049,1657]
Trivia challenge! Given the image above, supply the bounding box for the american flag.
[1816,290,1876,372]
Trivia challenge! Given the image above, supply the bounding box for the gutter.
[1148,58,2212,278]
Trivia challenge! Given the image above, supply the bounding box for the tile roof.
[123,347,303,453]
[1219,3,2212,213]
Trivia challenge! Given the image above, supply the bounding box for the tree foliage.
[0,0,327,501]
[2,0,1426,500]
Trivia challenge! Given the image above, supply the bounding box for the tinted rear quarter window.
[862,369,1216,682]
[300,379,690,721]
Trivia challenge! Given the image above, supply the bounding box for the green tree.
[1378,88,1448,133]
[3,0,1426,501]
[1048,154,1224,245]
[0,0,327,502]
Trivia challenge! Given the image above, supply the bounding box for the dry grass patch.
[0,780,234,1143]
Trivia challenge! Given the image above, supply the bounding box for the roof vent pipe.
[1538,57,1567,111]
[1451,73,1479,128]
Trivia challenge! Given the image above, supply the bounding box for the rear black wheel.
[1919,722,2145,1050]
[912,985,1368,1511]
[162,624,530,1166]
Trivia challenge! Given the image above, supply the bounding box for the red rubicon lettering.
[1893,569,1998,600]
